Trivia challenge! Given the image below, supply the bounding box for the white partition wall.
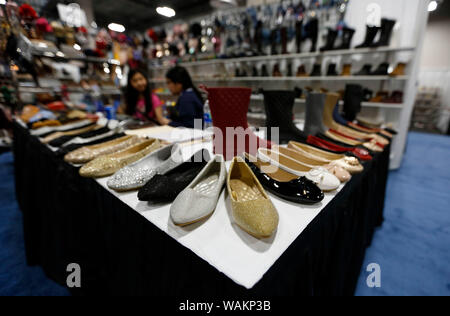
[345,0,430,169]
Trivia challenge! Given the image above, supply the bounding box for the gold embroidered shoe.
[64,135,143,164]
[227,157,279,239]
[79,139,160,178]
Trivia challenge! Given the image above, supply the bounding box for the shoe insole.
[194,174,219,195]
[230,180,263,203]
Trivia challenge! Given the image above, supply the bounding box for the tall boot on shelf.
[389,62,406,77]
[372,18,396,47]
[262,90,307,144]
[303,92,327,136]
[295,20,304,53]
[254,21,264,55]
[371,62,390,76]
[296,65,308,77]
[334,27,355,50]
[310,63,322,77]
[272,64,282,77]
[354,64,372,76]
[270,29,278,55]
[261,64,269,77]
[287,62,293,77]
[327,63,339,76]
[341,64,352,76]
[280,27,288,54]
[355,25,380,48]
[343,84,364,122]
[320,28,338,52]
[304,18,319,52]
[206,87,272,160]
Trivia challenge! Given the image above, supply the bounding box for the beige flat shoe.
[79,139,160,178]
[227,157,279,239]
[64,135,143,164]
[42,124,98,144]
[276,147,351,183]
[288,141,345,163]
[288,141,364,174]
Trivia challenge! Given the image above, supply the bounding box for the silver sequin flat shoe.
[170,155,227,226]
[107,143,184,192]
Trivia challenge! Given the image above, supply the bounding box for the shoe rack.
[151,0,430,170]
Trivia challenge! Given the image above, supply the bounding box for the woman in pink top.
[124,69,170,125]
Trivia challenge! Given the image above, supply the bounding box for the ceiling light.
[73,44,81,51]
[428,1,438,11]
[108,23,125,33]
[156,7,176,18]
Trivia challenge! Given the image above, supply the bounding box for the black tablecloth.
[12,121,389,296]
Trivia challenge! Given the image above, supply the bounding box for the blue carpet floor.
[0,132,449,296]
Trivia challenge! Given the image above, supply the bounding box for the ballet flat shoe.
[79,139,160,178]
[170,155,227,226]
[258,148,341,192]
[107,144,185,192]
[276,147,351,183]
[243,153,324,204]
[64,135,143,164]
[227,157,279,239]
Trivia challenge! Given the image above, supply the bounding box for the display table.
[12,121,389,296]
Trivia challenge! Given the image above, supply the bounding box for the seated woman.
[165,66,204,129]
[124,69,169,125]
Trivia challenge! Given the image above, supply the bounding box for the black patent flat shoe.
[243,154,324,205]
[137,149,210,202]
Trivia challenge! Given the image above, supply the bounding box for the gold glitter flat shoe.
[64,135,143,164]
[227,157,279,239]
[79,139,160,178]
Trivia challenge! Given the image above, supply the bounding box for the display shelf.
[18,86,121,95]
[33,52,121,65]
[150,76,408,84]
[149,46,416,70]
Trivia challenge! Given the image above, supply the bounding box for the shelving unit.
[151,46,416,70]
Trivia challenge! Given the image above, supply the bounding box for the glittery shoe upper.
[79,139,160,178]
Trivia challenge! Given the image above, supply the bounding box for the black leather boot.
[304,18,319,52]
[262,90,307,144]
[280,27,288,54]
[287,62,293,77]
[310,63,322,76]
[261,64,269,77]
[254,21,264,55]
[304,92,327,136]
[355,64,373,76]
[334,27,355,50]
[320,28,338,52]
[295,20,303,53]
[270,29,278,55]
[327,63,338,76]
[343,84,363,122]
[372,18,396,47]
[371,62,390,76]
[356,25,380,48]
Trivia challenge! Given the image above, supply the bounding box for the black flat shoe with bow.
[243,154,324,205]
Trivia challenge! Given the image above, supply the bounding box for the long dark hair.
[125,68,153,118]
[166,66,204,104]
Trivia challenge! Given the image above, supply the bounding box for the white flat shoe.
[32,120,93,136]
[258,148,340,192]
[170,155,227,226]
[107,143,184,192]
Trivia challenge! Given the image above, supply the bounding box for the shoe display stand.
[150,0,430,170]
[13,120,390,295]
